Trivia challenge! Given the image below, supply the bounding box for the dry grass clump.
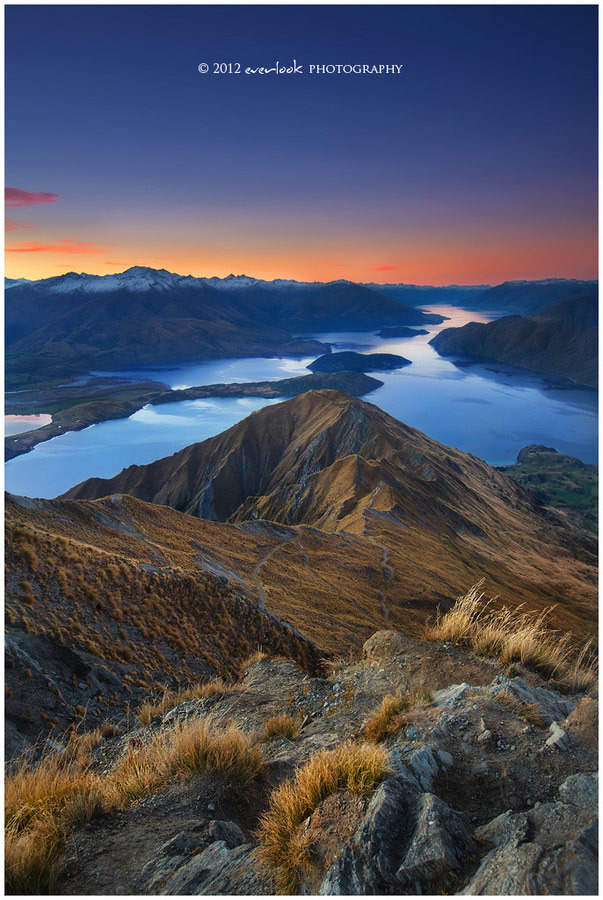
[362,691,431,743]
[5,716,263,893]
[106,716,265,806]
[261,713,301,741]
[5,820,64,894]
[136,678,233,725]
[565,639,599,692]
[240,649,268,671]
[5,752,104,893]
[99,721,121,739]
[5,753,103,836]
[258,742,387,893]
[494,690,547,726]
[426,581,598,689]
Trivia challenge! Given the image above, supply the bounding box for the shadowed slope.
[431,297,597,386]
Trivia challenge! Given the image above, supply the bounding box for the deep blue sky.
[5,5,598,283]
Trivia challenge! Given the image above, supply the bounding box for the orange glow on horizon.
[6,236,597,287]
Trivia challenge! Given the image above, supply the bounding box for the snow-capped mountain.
[5,267,193,295]
[5,277,32,289]
[5,267,359,296]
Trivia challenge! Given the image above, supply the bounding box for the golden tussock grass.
[5,819,65,895]
[362,691,432,743]
[5,752,105,894]
[257,742,387,893]
[426,580,598,690]
[261,714,301,741]
[5,716,263,894]
[5,753,104,836]
[106,716,265,807]
[240,649,268,671]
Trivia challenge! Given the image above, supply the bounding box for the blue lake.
[5,306,598,498]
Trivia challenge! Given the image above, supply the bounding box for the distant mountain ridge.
[455,278,598,315]
[5,267,487,296]
[5,267,443,388]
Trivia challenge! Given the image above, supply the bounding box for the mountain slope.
[430,296,597,386]
[5,492,326,756]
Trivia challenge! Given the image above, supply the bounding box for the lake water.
[5,414,53,437]
[5,305,597,498]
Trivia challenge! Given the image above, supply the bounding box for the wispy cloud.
[5,187,59,208]
[372,264,398,271]
[7,240,111,254]
[5,219,30,232]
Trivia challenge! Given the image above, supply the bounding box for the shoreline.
[4,371,383,461]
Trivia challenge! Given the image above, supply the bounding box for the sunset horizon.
[4,254,599,287]
[6,5,597,287]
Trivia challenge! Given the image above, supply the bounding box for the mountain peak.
[59,388,516,534]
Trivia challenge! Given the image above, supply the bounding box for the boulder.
[160,842,270,895]
[142,820,247,893]
[432,683,472,708]
[461,773,598,895]
[142,823,208,892]
[318,776,476,894]
[362,630,417,661]
[486,675,575,724]
[409,745,441,791]
[395,792,476,888]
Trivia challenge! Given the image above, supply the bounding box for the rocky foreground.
[58,629,597,895]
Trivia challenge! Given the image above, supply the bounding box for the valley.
[5,268,443,389]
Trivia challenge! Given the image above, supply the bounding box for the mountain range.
[6,268,598,388]
[452,278,598,314]
[431,295,598,387]
[5,268,443,388]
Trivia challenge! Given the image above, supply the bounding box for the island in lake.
[307,351,411,373]
[376,326,429,338]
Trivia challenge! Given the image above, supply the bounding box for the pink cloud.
[6,187,60,208]
[7,240,111,254]
[371,264,398,271]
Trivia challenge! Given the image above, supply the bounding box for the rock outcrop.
[57,630,598,896]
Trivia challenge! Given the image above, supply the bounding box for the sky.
[5,4,598,285]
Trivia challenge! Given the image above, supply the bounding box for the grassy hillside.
[501,445,597,533]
